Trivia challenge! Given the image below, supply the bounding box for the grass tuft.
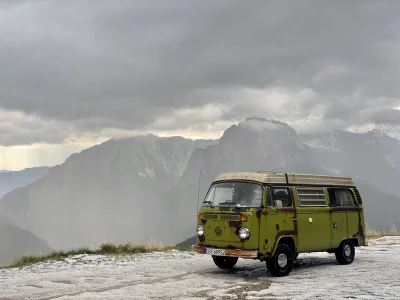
[99,243,117,253]
[367,226,400,238]
[3,242,185,269]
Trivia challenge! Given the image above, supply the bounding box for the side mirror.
[275,200,282,209]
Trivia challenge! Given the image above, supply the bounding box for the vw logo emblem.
[214,226,222,236]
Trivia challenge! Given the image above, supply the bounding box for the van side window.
[296,187,327,206]
[270,187,292,207]
[328,188,356,207]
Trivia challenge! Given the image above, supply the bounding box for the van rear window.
[296,188,327,206]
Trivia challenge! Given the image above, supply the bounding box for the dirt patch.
[223,280,272,300]
[22,284,44,289]
[192,268,272,300]
[51,280,74,285]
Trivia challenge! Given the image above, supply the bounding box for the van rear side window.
[328,188,356,207]
[296,188,327,206]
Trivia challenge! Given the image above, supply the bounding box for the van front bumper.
[192,245,258,258]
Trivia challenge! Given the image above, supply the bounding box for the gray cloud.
[371,109,400,125]
[1,0,400,145]
[0,0,27,9]
[0,109,69,146]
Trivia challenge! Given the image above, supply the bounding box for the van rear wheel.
[212,255,238,269]
[266,244,294,277]
[335,240,355,265]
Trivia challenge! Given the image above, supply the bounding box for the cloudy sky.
[1,0,400,170]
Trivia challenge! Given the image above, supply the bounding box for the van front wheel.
[266,244,294,277]
[212,256,238,269]
[335,240,355,265]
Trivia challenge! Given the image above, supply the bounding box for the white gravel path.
[0,237,399,300]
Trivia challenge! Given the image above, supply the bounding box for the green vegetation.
[2,243,187,269]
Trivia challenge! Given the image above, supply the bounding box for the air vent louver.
[353,189,363,205]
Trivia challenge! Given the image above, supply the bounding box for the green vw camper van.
[192,172,367,277]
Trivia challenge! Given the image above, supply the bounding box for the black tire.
[212,256,238,269]
[266,244,294,277]
[335,240,355,265]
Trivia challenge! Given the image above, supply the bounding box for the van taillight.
[363,235,368,246]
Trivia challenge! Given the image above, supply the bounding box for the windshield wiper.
[202,200,214,208]
[218,201,238,207]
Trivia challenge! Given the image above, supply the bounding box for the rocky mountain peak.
[346,123,400,141]
[240,117,295,131]
[222,117,297,145]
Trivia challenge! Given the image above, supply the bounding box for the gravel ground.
[0,236,399,300]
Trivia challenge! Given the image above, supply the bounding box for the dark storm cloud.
[1,0,400,144]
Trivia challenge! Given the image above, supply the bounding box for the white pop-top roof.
[214,171,355,187]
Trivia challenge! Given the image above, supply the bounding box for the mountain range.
[1,117,399,252]
[0,167,49,199]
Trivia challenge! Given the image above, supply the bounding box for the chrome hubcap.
[344,244,351,257]
[277,253,288,268]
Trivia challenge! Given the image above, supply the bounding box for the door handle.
[333,222,338,228]
[292,218,297,221]
[309,217,313,223]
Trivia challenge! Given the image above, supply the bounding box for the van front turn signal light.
[240,215,247,222]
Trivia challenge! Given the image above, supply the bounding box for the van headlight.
[238,227,250,240]
[197,225,204,237]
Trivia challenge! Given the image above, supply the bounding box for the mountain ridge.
[0,213,52,266]
[0,166,50,199]
[346,123,400,141]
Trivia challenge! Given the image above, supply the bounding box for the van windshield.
[203,182,263,207]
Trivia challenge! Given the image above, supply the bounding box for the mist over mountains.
[1,117,399,252]
[0,135,216,249]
